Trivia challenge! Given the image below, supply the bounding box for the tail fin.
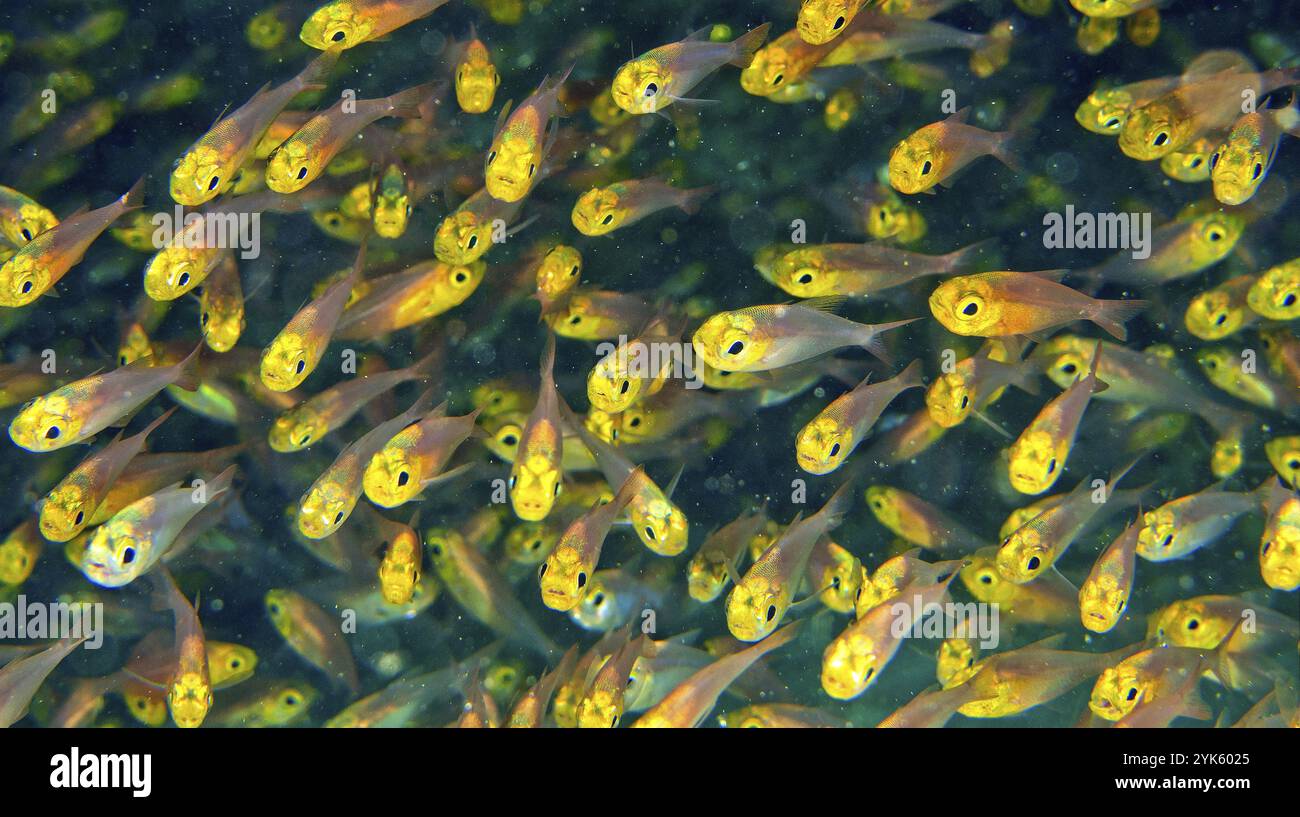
[728,22,772,68]
[132,406,178,445]
[120,177,147,212]
[942,238,998,274]
[170,342,204,392]
[891,359,927,393]
[1092,298,1148,342]
[817,480,855,532]
[204,464,239,501]
[387,82,442,119]
[298,47,341,91]
[677,185,716,216]
[859,317,923,365]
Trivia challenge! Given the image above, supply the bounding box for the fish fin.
[418,461,476,491]
[728,23,773,68]
[991,128,1033,175]
[134,406,178,444]
[943,237,999,274]
[667,94,721,106]
[493,99,515,139]
[946,106,972,124]
[120,177,147,211]
[799,294,847,314]
[387,82,442,119]
[858,317,922,365]
[664,464,685,499]
[298,47,341,90]
[1092,299,1148,342]
[677,186,716,215]
[170,342,204,392]
[972,408,1013,439]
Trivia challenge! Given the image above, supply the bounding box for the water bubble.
[1045,152,1079,184]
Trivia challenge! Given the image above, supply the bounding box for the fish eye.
[726,340,744,356]
[333,511,343,524]
[829,443,841,457]
[297,167,308,180]
[528,164,536,177]
[488,151,497,164]
[467,235,479,249]
[528,538,541,551]
[592,592,605,607]
[1126,687,1138,701]
[576,572,587,589]
[269,602,281,616]
[958,297,980,317]
[568,315,582,325]
[959,395,969,409]
[644,526,656,541]
[601,214,614,225]
[1061,362,1078,374]
[454,271,468,284]
[797,272,814,284]
[501,433,518,446]
[331,30,346,43]
[1153,132,1169,147]
[1210,153,1220,169]
[1026,556,1040,572]
[208,176,220,191]
[619,380,629,394]
[1185,618,1198,630]
[121,546,136,565]
[1207,228,1223,242]
[1104,117,1120,129]
[1046,458,1057,474]
[297,432,312,445]
[569,265,579,277]
[1213,312,1227,326]
[1160,533,1173,548]
[628,416,641,427]
[1284,293,1297,307]
[537,562,547,578]
[644,82,658,97]
[508,475,517,489]
[295,359,306,374]
[20,281,32,294]
[553,483,561,496]
[1252,163,1263,180]
[978,571,993,584]
[920,160,933,175]
[178,271,191,287]
[833,16,846,29]
[21,228,32,241]
[1189,157,1202,168]
[430,542,444,556]
[284,694,299,707]
[397,471,409,487]
[74,511,84,525]
[765,605,777,622]
[772,73,784,86]
[201,311,210,325]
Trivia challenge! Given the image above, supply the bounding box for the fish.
[300,0,451,50]
[864,485,985,556]
[509,334,564,522]
[265,588,360,695]
[768,239,992,299]
[888,108,1024,195]
[611,24,772,114]
[929,271,1146,341]
[1005,343,1107,495]
[1078,517,1142,633]
[362,404,478,507]
[795,359,925,474]
[571,178,713,237]
[484,69,571,203]
[0,636,86,728]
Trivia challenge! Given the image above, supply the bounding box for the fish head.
[1118,99,1185,160]
[1135,507,1178,560]
[772,249,837,298]
[372,190,412,239]
[797,0,859,45]
[995,522,1050,583]
[795,415,854,475]
[571,574,620,630]
[379,535,422,605]
[1088,664,1147,721]
[144,246,214,301]
[1007,429,1064,496]
[38,482,93,543]
[0,252,51,307]
[80,522,145,588]
[265,684,317,725]
[299,1,373,50]
[937,637,980,688]
[363,445,425,509]
[688,551,731,602]
[1079,570,1128,633]
[125,686,168,726]
[888,131,942,194]
[264,589,298,635]
[1187,213,1243,267]
[629,494,688,556]
[169,145,228,206]
[200,297,245,353]
[928,276,1002,337]
[0,531,38,585]
[265,139,315,193]
[1,202,58,247]
[208,643,258,687]
[820,627,878,700]
[482,413,525,461]
[959,549,1018,605]
[474,382,528,417]
[1264,437,1300,488]
[725,575,784,642]
[817,545,861,613]
[1069,0,1146,17]
[925,370,976,428]
[260,333,313,392]
[485,136,539,203]
[571,187,625,236]
[611,57,670,114]
[509,451,562,521]
[297,481,353,539]
[536,245,582,300]
[740,42,794,97]
[1261,518,1300,590]
[434,210,491,264]
[505,521,559,565]
[577,686,625,729]
[1247,263,1300,320]
[1184,286,1244,341]
[9,394,81,452]
[456,53,500,114]
[1161,142,1215,182]
[691,311,769,372]
[268,408,324,454]
[423,527,464,579]
[118,322,155,367]
[587,351,642,414]
[1075,87,1134,135]
[539,542,588,611]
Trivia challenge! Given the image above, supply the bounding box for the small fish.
[261,240,366,392]
[587,317,678,414]
[509,334,564,522]
[265,588,360,695]
[611,24,772,114]
[9,344,201,452]
[864,485,985,556]
[1185,274,1256,341]
[632,622,799,728]
[484,69,570,203]
[0,180,143,307]
[337,259,486,339]
[572,178,713,237]
[888,108,1024,195]
[538,468,647,612]
[1079,517,1142,633]
[1006,342,1106,495]
[1082,212,1243,287]
[796,360,925,474]
[577,630,647,728]
[960,547,1079,628]
[451,27,501,114]
[39,408,175,543]
[507,647,577,727]
[726,483,853,641]
[297,388,434,539]
[80,465,237,588]
[926,340,1038,428]
[1211,101,1300,205]
[1258,481,1300,592]
[150,567,212,728]
[300,0,450,50]
[199,253,246,352]
[769,239,991,299]
[955,637,1144,718]
[693,297,919,371]
[1135,483,1259,561]
[688,507,768,603]
[375,512,423,605]
[798,0,870,44]
[1247,258,1299,321]
[1069,0,1166,17]
[1076,75,1181,136]
[1090,644,1212,723]
[265,83,433,193]
[363,405,477,508]
[935,269,1148,342]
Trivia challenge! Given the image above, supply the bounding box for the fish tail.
[171,341,204,392]
[136,406,178,442]
[892,359,926,394]
[386,82,442,119]
[727,22,772,68]
[404,342,445,381]
[298,47,341,91]
[119,176,147,212]
[990,128,1032,174]
[943,237,999,274]
[858,317,921,365]
[677,185,716,216]
[205,464,239,500]
[818,480,856,531]
[1091,298,1148,342]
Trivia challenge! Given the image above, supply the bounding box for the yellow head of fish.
[995,520,1050,583]
[170,145,229,206]
[687,550,732,602]
[379,530,422,605]
[937,637,980,688]
[481,413,524,461]
[925,370,977,428]
[0,530,39,585]
[268,408,326,453]
[797,0,859,45]
[372,167,412,238]
[485,137,540,203]
[928,277,1003,337]
[1265,436,1300,489]
[539,542,589,611]
[817,544,861,613]
[0,253,52,308]
[260,684,318,725]
[38,483,93,543]
[1089,664,1150,721]
[691,311,771,372]
[571,187,630,236]
[208,642,257,686]
[611,57,670,114]
[576,683,626,729]
[509,451,562,522]
[1247,262,1300,320]
[456,40,500,114]
[739,42,795,97]
[1135,506,1178,558]
[726,574,785,642]
[888,129,946,195]
[265,139,316,194]
[200,293,245,353]
[9,394,82,452]
[1,202,58,246]
[80,520,146,588]
[536,244,582,301]
[363,445,425,508]
[772,249,837,298]
[297,481,354,539]
[260,333,313,392]
[144,247,215,301]
[1079,571,1129,633]
[629,493,688,556]
[820,628,878,700]
[264,589,298,637]
[1007,429,1064,495]
[1075,87,1134,135]
[1118,99,1187,160]
[795,415,854,475]
[1184,286,1245,341]
[434,210,492,264]
[505,522,559,565]
[299,1,374,50]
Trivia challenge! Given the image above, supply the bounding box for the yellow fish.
[1006,342,1106,495]
[572,178,713,237]
[930,270,1145,341]
[1247,258,1299,321]
[1211,101,1300,205]
[798,0,870,44]
[888,108,1023,195]
[1078,517,1142,633]
[539,468,646,612]
[452,27,501,114]
[265,588,361,694]
[509,335,564,522]
[484,69,570,202]
[363,404,479,507]
[611,24,771,114]
[151,567,213,728]
[0,185,59,247]
[795,360,925,474]
[300,0,450,50]
[199,253,246,352]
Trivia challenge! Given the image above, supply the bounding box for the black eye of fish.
[1047,458,1057,474]
[829,443,840,457]
[1190,158,1202,168]
[1208,230,1222,242]
[863,667,874,681]
[285,695,298,706]
[1153,132,1169,147]
[959,395,969,409]
[529,539,541,550]
[295,359,306,374]
[577,572,587,589]
[1187,618,1199,630]
[592,592,605,606]
[833,16,845,29]
[431,543,443,556]
[1210,153,1219,169]
[508,475,517,489]
[726,340,744,356]
[619,380,630,394]
[644,526,656,540]
[122,547,136,564]
[201,312,209,325]
[333,512,343,523]
[1160,534,1173,548]
[569,266,579,277]
[20,281,32,294]
[178,272,190,287]
[528,164,536,177]
[921,160,932,175]
[537,562,547,578]
[1104,118,1120,129]
[554,483,561,495]
[488,151,497,164]
[1027,556,1040,571]
[296,167,308,180]
[21,228,32,241]
[601,214,614,225]
[331,31,346,42]
[766,605,777,622]
[74,511,84,525]
[961,301,978,316]
[1288,459,1300,470]
[45,426,61,439]
[628,417,641,427]
[208,176,220,191]
[467,235,479,249]
[1062,363,1078,374]
[1252,163,1263,180]
[397,471,409,487]
[1284,294,1297,307]
[772,74,784,86]
[568,315,582,325]
[798,273,813,284]
[1214,313,1226,325]
[644,83,658,97]
[979,574,993,584]
[1126,688,1138,701]
[455,272,467,283]
[502,434,518,446]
